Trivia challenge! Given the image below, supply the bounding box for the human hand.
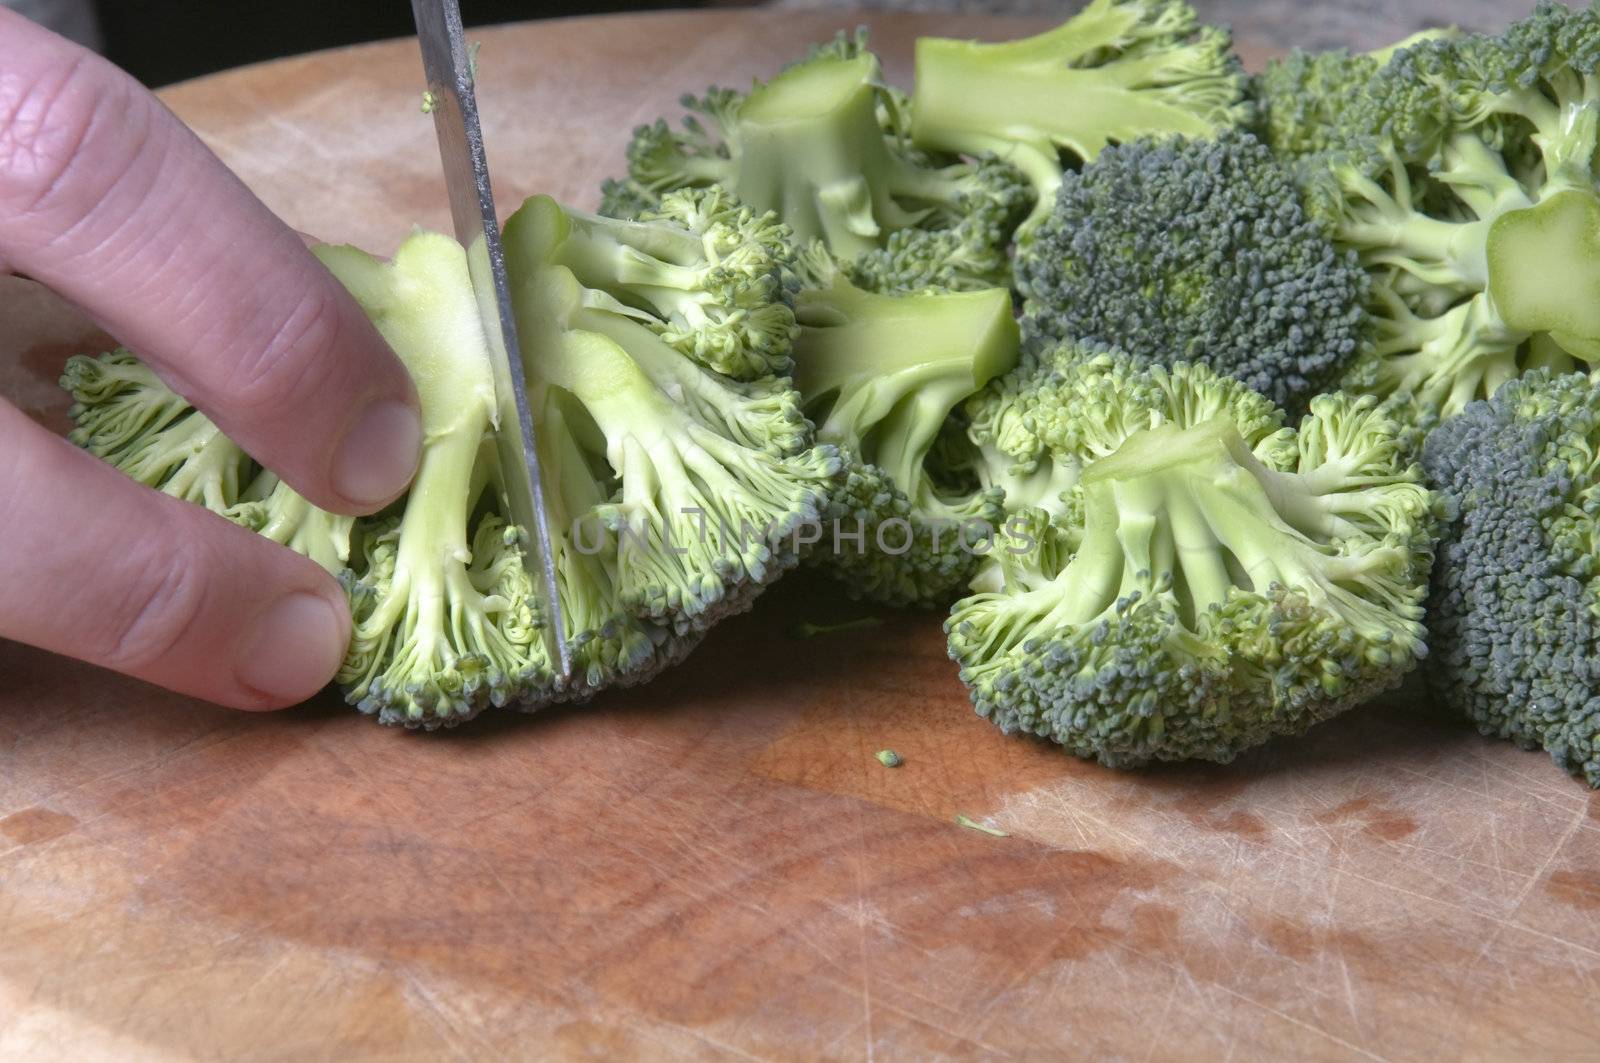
[0,10,422,709]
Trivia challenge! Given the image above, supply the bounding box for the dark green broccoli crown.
[948,352,1437,768]
[1422,368,1600,787]
[599,32,1029,293]
[1016,130,1370,412]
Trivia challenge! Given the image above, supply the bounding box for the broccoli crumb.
[875,749,903,768]
[787,617,885,640]
[955,813,1008,837]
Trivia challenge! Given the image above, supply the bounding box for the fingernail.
[235,592,348,705]
[333,398,421,508]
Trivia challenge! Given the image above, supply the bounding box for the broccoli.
[1307,4,1600,424]
[64,188,837,729]
[63,352,354,574]
[504,192,839,634]
[1250,28,1459,158]
[790,251,1020,607]
[600,31,1030,292]
[1422,368,1600,787]
[946,348,1438,768]
[909,0,1252,239]
[1015,130,1370,413]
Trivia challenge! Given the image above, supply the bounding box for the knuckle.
[95,526,210,674]
[220,280,347,416]
[0,52,118,218]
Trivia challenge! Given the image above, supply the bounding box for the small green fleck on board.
[875,749,903,768]
[955,813,1008,837]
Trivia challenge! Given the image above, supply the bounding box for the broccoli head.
[947,349,1437,768]
[1309,3,1600,423]
[64,189,835,729]
[600,31,1030,292]
[1422,368,1600,787]
[791,250,1020,607]
[1015,130,1370,413]
[1250,28,1459,158]
[910,0,1252,239]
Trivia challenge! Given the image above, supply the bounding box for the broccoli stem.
[793,281,1017,489]
[731,52,922,255]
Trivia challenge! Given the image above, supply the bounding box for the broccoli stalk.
[790,261,1019,607]
[910,0,1250,238]
[601,35,1029,292]
[948,352,1437,768]
[315,233,543,722]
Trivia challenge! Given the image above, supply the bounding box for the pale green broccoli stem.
[1369,292,1528,418]
[316,236,531,711]
[543,322,803,619]
[730,52,922,256]
[131,416,250,512]
[247,473,355,574]
[793,281,1016,488]
[911,0,1238,235]
[1334,147,1512,293]
[979,444,1081,513]
[1077,419,1416,639]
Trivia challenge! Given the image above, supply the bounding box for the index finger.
[0,10,421,514]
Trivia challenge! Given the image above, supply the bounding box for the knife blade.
[411,0,570,682]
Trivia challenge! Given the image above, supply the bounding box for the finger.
[0,10,420,515]
[0,399,350,709]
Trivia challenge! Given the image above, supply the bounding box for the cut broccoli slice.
[947,350,1438,767]
[63,190,831,728]
[504,193,840,634]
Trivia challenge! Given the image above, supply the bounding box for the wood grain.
[3,10,1599,1061]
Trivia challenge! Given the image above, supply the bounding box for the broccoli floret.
[555,187,797,379]
[600,33,1030,292]
[947,350,1437,768]
[1308,4,1600,423]
[1422,368,1600,787]
[504,192,840,633]
[1016,130,1370,412]
[1251,28,1459,158]
[63,351,354,573]
[790,252,1020,607]
[909,0,1252,239]
[63,190,835,729]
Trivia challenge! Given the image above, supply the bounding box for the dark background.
[97,1,715,86]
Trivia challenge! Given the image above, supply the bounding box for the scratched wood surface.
[3,10,1600,1060]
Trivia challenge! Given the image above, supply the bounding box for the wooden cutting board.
[4,10,1599,1060]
